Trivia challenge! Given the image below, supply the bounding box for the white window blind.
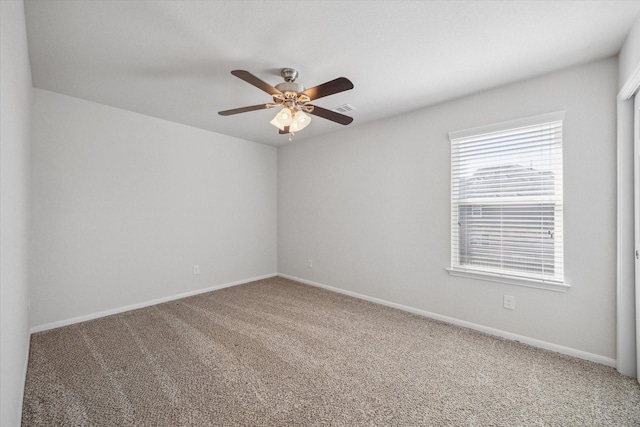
[449,112,565,286]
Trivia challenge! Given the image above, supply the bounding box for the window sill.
[446,268,570,292]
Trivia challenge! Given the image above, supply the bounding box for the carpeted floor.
[22,277,640,426]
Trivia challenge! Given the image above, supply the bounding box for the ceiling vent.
[334,104,355,113]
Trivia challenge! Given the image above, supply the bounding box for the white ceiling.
[24,1,640,147]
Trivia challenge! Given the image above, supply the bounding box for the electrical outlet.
[307,259,313,268]
[193,265,200,275]
[503,295,515,310]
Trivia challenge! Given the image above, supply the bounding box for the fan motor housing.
[275,82,305,93]
[276,68,304,93]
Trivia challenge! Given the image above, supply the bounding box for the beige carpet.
[22,277,640,426]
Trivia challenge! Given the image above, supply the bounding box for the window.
[448,112,567,291]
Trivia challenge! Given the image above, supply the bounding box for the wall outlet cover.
[503,295,515,310]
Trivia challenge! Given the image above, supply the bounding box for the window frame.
[447,112,569,292]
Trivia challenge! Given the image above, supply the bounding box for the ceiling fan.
[218,68,354,135]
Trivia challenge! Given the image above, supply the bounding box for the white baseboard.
[278,273,616,368]
[30,273,278,334]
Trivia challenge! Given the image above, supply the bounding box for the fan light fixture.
[270,107,311,133]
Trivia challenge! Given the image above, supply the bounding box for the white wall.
[279,58,618,360]
[30,89,277,328]
[1,1,33,426]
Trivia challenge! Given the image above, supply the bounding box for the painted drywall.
[1,1,33,425]
[30,89,277,327]
[619,13,640,90]
[278,58,618,360]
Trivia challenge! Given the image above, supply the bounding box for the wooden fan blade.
[302,77,354,101]
[231,70,281,95]
[218,104,271,116]
[308,105,353,125]
[279,126,290,134]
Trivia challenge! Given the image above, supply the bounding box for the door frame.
[635,94,640,379]
[617,63,640,378]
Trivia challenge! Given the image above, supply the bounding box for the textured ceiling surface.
[24,1,640,146]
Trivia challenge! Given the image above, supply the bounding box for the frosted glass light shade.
[290,111,311,132]
[270,116,285,131]
[276,107,293,125]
